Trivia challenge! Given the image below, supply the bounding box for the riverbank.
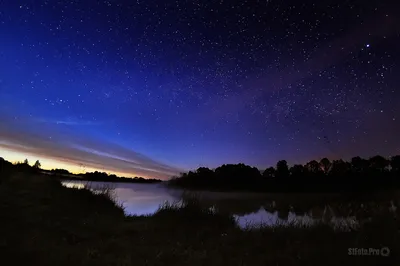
[1,172,399,265]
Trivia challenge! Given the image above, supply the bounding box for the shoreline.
[1,170,399,265]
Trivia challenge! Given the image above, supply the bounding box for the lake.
[62,180,399,229]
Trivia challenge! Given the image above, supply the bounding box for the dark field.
[1,170,399,266]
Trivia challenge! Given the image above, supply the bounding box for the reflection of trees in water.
[262,193,400,221]
[170,188,400,228]
[177,190,400,221]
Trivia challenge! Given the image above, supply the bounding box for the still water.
[62,180,398,229]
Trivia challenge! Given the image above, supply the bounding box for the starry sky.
[0,1,399,179]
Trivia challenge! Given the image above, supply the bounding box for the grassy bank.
[1,172,399,265]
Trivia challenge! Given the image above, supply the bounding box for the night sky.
[0,1,399,179]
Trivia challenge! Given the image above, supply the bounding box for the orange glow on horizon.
[0,148,153,179]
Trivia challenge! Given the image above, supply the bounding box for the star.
[0,0,398,177]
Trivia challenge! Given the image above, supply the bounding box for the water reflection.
[234,208,317,228]
[62,181,399,229]
[62,180,180,216]
[63,182,85,189]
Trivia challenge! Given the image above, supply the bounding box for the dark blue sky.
[0,1,399,179]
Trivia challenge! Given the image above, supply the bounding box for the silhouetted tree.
[262,167,276,178]
[330,159,350,175]
[306,160,320,174]
[33,160,41,169]
[187,170,196,177]
[391,155,400,172]
[319,158,331,174]
[51,169,71,175]
[169,154,400,193]
[351,156,369,173]
[215,164,260,180]
[369,155,389,172]
[24,159,29,165]
[276,160,289,178]
[290,164,306,177]
[196,167,214,177]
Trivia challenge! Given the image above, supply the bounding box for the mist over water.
[62,181,398,229]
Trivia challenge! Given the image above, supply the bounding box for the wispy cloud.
[0,114,183,179]
[35,117,102,126]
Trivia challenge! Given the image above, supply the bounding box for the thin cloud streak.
[35,117,103,126]
[0,115,183,179]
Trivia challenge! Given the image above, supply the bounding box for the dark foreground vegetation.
[1,158,399,265]
[0,157,161,183]
[169,155,400,193]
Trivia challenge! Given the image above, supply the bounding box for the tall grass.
[79,183,125,211]
[3,173,400,265]
[154,193,237,230]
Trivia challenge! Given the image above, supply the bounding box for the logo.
[348,247,390,257]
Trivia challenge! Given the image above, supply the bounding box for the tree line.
[168,155,400,193]
[78,171,162,183]
[0,157,162,184]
